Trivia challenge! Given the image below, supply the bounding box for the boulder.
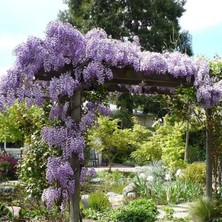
[122,183,136,196]
[126,192,137,199]
[106,192,123,208]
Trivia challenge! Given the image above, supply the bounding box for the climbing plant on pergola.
[0,21,221,222]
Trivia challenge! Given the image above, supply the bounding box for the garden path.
[90,163,149,173]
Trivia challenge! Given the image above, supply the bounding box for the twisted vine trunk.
[70,91,81,222]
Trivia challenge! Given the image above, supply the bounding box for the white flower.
[139,173,146,180]
[165,173,171,181]
[175,169,182,177]
[147,175,154,182]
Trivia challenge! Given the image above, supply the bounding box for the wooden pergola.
[37,66,212,222]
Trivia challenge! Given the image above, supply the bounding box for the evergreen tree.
[59,0,193,125]
[59,0,192,55]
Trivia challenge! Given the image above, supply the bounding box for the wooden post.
[70,91,81,222]
[206,108,213,200]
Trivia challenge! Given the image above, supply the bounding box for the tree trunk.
[206,108,213,200]
[108,156,113,173]
[70,91,81,222]
[108,152,119,173]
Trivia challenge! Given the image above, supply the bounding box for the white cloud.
[180,0,222,32]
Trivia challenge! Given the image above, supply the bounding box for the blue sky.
[180,0,222,59]
[0,0,222,75]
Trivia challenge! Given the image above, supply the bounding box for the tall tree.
[59,0,193,124]
[59,0,192,55]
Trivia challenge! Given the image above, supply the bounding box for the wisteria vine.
[0,21,221,209]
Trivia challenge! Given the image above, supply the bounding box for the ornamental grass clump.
[87,191,111,212]
[189,198,222,222]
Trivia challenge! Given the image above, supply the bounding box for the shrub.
[181,162,206,185]
[0,152,17,180]
[87,191,111,211]
[18,134,59,200]
[114,198,157,222]
[83,208,117,221]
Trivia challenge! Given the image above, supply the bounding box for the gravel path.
[90,163,149,173]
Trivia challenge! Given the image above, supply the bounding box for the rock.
[122,183,136,196]
[106,192,124,208]
[126,192,137,198]
[157,209,166,219]
[106,191,118,196]
[0,185,14,193]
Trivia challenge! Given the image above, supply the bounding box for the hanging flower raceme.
[41,101,111,210]
[44,21,86,69]
[42,156,75,210]
[49,102,69,120]
[48,72,81,101]
[194,58,222,108]
[41,126,67,147]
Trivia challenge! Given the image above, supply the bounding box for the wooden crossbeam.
[35,65,194,91]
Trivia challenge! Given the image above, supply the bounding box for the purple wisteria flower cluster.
[194,58,222,108]
[0,21,221,210]
[0,20,215,109]
[40,101,110,209]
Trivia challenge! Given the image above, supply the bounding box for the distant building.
[0,142,22,159]
[110,104,155,127]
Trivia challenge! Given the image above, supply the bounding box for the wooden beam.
[111,67,193,87]
[102,83,175,94]
[35,64,73,80]
[35,65,194,88]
